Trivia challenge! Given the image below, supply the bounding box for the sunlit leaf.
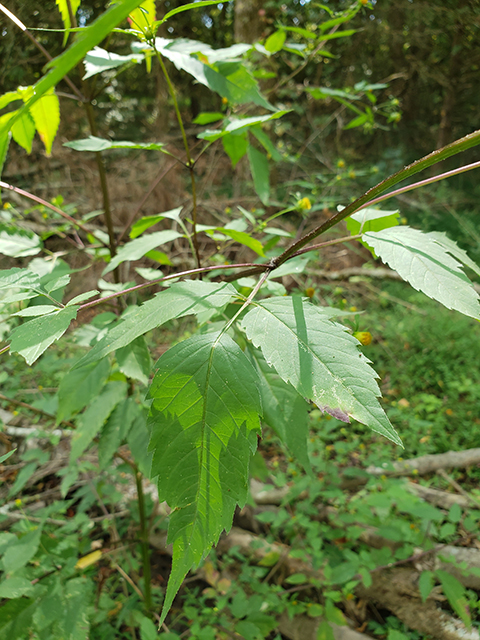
[64,135,167,153]
[9,306,78,365]
[55,0,81,45]
[83,47,144,79]
[240,297,401,444]
[25,87,60,156]
[248,144,269,205]
[362,227,480,319]
[103,229,182,275]
[0,225,42,258]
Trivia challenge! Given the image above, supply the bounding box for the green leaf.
[154,38,273,110]
[1,0,148,139]
[70,381,127,462]
[347,207,400,236]
[58,358,111,422]
[26,87,60,156]
[148,332,262,625]
[64,135,166,153]
[0,577,35,599]
[98,397,139,469]
[193,112,224,125]
[61,577,92,640]
[140,616,158,640]
[129,207,183,239]
[317,621,335,640]
[0,126,11,182]
[362,227,480,319]
[2,526,43,573]
[116,335,151,385]
[103,230,182,275]
[418,570,434,603]
[10,111,36,153]
[75,281,238,368]
[198,112,289,142]
[0,268,40,290]
[0,225,42,258]
[325,600,346,626]
[251,128,282,162]
[0,449,16,463]
[160,0,222,23]
[127,412,152,476]
[129,0,156,31]
[9,306,78,365]
[246,344,311,473]
[265,30,286,53]
[240,297,401,445]
[427,231,480,277]
[12,305,60,317]
[344,113,369,130]
[217,228,265,257]
[248,144,269,205]
[222,131,248,168]
[0,91,22,110]
[55,0,81,45]
[436,570,471,627]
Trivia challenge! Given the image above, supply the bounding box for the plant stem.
[135,470,153,614]
[0,345,9,356]
[77,262,261,311]
[289,234,362,258]
[154,49,201,268]
[0,181,102,244]
[221,269,271,336]
[273,127,480,268]
[360,159,480,210]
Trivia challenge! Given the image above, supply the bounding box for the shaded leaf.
[0,577,35,599]
[222,131,248,168]
[347,207,399,236]
[148,333,261,624]
[248,144,269,205]
[127,412,152,476]
[98,397,139,468]
[103,229,182,275]
[57,357,111,422]
[2,526,42,573]
[75,281,238,368]
[198,112,289,141]
[240,297,401,444]
[129,207,183,238]
[436,570,471,628]
[363,227,480,319]
[418,570,434,603]
[246,343,311,473]
[70,381,127,462]
[116,335,151,384]
[9,306,78,365]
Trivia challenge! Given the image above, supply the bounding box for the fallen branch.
[366,448,480,477]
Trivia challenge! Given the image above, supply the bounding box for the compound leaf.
[148,332,262,624]
[9,306,78,365]
[74,281,238,368]
[362,227,480,320]
[240,297,401,445]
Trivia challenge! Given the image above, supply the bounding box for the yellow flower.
[15,498,22,507]
[353,331,372,346]
[297,197,312,211]
[337,159,345,169]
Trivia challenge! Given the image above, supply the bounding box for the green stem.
[273,128,480,268]
[153,49,201,268]
[220,269,271,336]
[135,470,152,614]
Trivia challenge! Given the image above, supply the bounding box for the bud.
[296,197,312,211]
[353,331,372,346]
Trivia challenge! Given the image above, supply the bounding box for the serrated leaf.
[362,227,480,319]
[70,381,127,462]
[148,332,262,625]
[436,570,471,627]
[64,134,166,152]
[152,38,273,110]
[103,229,182,275]
[0,577,35,599]
[26,87,60,156]
[83,47,143,79]
[0,268,40,290]
[246,344,311,473]
[427,231,480,277]
[74,281,238,368]
[116,335,151,384]
[61,578,92,640]
[0,225,42,257]
[9,306,78,365]
[418,570,434,602]
[57,357,111,422]
[240,297,401,445]
[248,144,269,205]
[98,397,139,468]
[347,207,399,236]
